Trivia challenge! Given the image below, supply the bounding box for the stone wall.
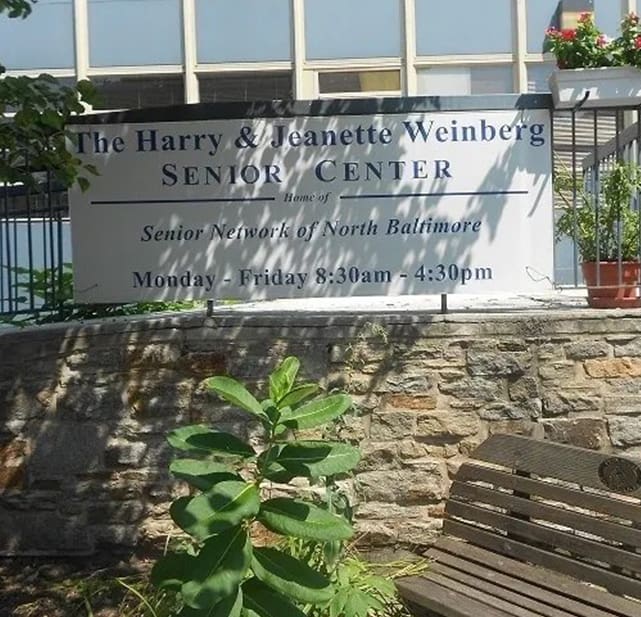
[2,308,641,555]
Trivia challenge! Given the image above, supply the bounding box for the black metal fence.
[0,175,69,317]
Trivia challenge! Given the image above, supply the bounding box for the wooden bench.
[396,434,641,617]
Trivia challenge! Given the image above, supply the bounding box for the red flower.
[635,35,641,49]
[561,29,577,41]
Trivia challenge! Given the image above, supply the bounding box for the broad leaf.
[167,425,256,459]
[278,394,352,430]
[205,376,265,418]
[151,551,195,590]
[242,578,307,617]
[263,461,296,484]
[269,357,299,403]
[344,588,384,617]
[258,498,353,541]
[178,587,243,617]
[277,383,319,410]
[252,547,333,604]
[274,441,360,477]
[182,527,252,610]
[171,481,260,540]
[170,459,241,491]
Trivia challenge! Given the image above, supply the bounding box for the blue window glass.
[416,0,512,55]
[196,0,291,62]
[526,0,561,54]
[88,0,182,67]
[0,0,74,70]
[527,63,555,92]
[594,0,620,37]
[305,0,401,60]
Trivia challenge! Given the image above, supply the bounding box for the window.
[196,0,292,63]
[305,0,401,60]
[0,0,74,70]
[198,73,293,103]
[416,0,513,55]
[318,70,401,95]
[88,0,182,66]
[527,63,556,93]
[526,0,561,54]
[91,75,184,110]
[417,65,514,96]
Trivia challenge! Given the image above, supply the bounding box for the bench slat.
[450,481,641,549]
[396,573,527,617]
[427,561,607,617]
[425,569,559,617]
[470,435,641,498]
[427,547,620,617]
[456,463,641,524]
[446,500,641,575]
[442,519,641,602]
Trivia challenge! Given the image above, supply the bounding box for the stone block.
[609,416,641,447]
[357,441,399,471]
[508,376,540,401]
[124,342,183,368]
[383,394,437,411]
[585,358,641,379]
[538,362,576,383]
[105,440,148,467]
[467,350,530,377]
[415,411,481,441]
[369,412,416,440]
[542,418,609,450]
[0,505,92,555]
[564,340,611,360]
[479,400,541,421]
[383,373,433,394]
[356,465,448,504]
[542,389,601,416]
[613,337,641,357]
[439,377,503,402]
[604,395,641,415]
[27,422,109,477]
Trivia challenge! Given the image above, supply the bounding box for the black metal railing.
[0,174,69,318]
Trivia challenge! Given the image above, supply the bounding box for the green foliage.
[152,356,365,616]
[1,1,99,190]
[2,263,203,325]
[556,161,641,262]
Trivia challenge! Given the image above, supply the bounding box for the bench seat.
[396,435,641,617]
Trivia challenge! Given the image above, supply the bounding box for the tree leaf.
[170,458,240,491]
[258,498,353,541]
[251,547,333,604]
[182,527,252,610]
[278,394,352,430]
[269,357,300,403]
[205,376,265,418]
[171,481,261,541]
[167,425,256,458]
[274,441,360,477]
[277,383,319,410]
[242,578,307,617]
[150,551,195,590]
[178,587,243,617]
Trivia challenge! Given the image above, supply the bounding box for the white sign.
[69,107,554,303]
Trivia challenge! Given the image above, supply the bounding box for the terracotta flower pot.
[582,261,641,308]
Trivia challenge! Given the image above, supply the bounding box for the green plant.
[151,356,363,616]
[555,161,641,262]
[545,12,613,69]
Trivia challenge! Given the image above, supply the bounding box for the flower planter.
[582,261,641,308]
[549,67,641,109]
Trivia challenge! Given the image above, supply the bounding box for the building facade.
[0,0,637,109]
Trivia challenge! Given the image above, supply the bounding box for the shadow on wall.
[0,96,554,556]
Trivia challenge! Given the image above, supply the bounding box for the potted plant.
[556,160,641,308]
[546,12,641,108]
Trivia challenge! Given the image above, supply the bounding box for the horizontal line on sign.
[90,197,276,205]
[340,190,529,200]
